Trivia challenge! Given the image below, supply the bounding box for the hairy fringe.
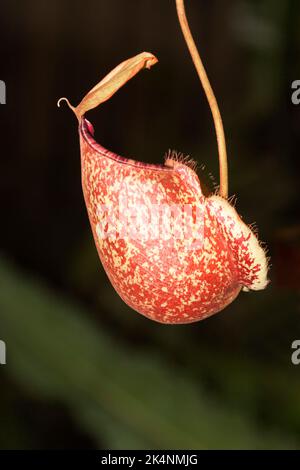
[164,149,198,172]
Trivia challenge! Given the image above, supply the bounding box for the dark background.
[0,0,299,449]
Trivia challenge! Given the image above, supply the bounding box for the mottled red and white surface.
[79,118,268,324]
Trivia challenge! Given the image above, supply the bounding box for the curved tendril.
[175,0,228,199]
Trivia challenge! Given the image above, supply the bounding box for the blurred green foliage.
[0,257,298,449]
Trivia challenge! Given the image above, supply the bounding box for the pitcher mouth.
[80,117,174,172]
